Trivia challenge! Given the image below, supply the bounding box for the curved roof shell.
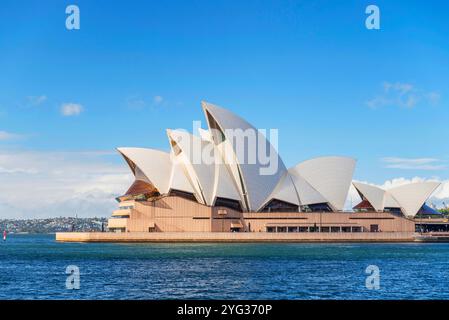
[290,156,356,211]
[264,172,300,207]
[201,101,286,211]
[167,130,215,205]
[383,192,401,208]
[353,181,441,217]
[167,129,241,205]
[289,171,328,206]
[117,147,172,194]
[213,161,242,202]
[169,158,195,194]
[352,182,386,212]
[388,182,441,218]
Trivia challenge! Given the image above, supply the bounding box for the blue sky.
[0,0,448,217]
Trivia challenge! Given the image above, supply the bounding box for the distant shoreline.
[0,217,107,234]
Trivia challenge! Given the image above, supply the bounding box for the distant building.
[108,102,441,234]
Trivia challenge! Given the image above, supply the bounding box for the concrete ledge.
[56,231,416,243]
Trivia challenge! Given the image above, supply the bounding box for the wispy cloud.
[153,95,164,105]
[126,95,147,109]
[426,92,441,105]
[27,95,47,106]
[366,82,441,109]
[126,95,167,110]
[0,149,132,218]
[0,131,25,141]
[381,157,447,170]
[0,166,38,174]
[60,103,84,116]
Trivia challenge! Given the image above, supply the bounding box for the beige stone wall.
[151,196,211,232]
[243,212,415,233]
[210,206,243,232]
[107,217,127,229]
[56,231,416,242]
[126,204,154,232]
[108,195,415,233]
[111,196,212,232]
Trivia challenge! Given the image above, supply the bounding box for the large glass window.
[301,203,332,212]
[169,189,197,202]
[214,197,242,212]
[276,227,287,233]
[260,199,299,213]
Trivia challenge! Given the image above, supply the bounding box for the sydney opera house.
[107,102,442,235]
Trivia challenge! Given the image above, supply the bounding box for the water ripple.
[1,235,449,299]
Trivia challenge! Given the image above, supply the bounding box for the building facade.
[108,101,440,234]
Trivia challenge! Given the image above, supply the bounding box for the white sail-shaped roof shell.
[353,181,441,217]
[290,156,356,211]
[384,192,400,208]
[352,182,386,212]
[214,138,249,209]
[167,130,216,205]
[202,101,286,211]
[117,147,172,194]
[169,159,195,194]
[387,182,441,218]
[198,129,241,202]
[265,172,300,206]
[198,128,213,143]
[213,163,242,202]
[134,166,151,184]
[289,171,328,206]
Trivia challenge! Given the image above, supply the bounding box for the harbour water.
[1,234,448,299]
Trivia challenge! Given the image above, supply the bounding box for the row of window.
[415,224,449,233]
[119,205,134,210]
[266,226,363,233]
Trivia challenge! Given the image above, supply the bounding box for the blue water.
[1,234,449,299]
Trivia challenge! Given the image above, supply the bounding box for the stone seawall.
[56,231,416,243]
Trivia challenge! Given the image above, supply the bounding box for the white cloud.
[125,95,165,109]
[60,103,83,116]
[383,82,413,94]
[379,176,440,190]
[153,95,164,105]
[366,82,440,109]
[426,92,441,105]
[0,149,132,218]
[381,157,447,170]
[27,95,47,106]
[126,96,147,109]
[0,131,24,141]
[0,166,38,174]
